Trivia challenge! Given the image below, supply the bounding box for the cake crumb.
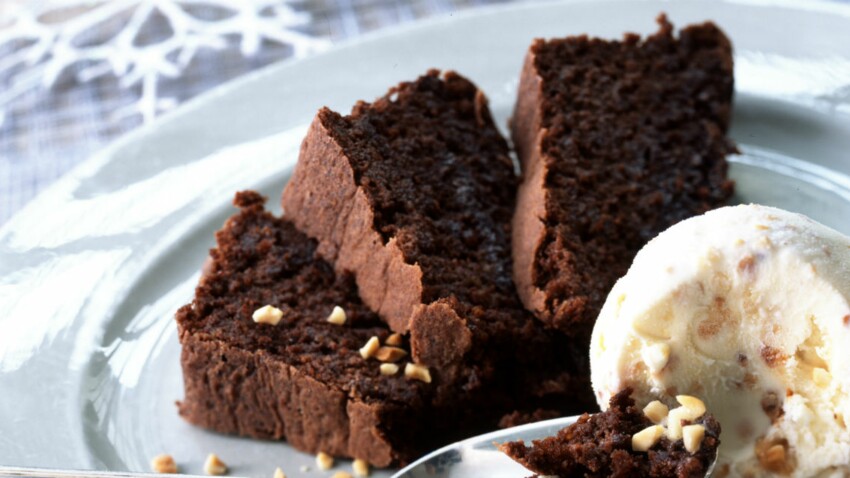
[327,305,347,325]
[380,363,399,375]
[359,337,380,359]
[332,473,353,478]
[385,333,403,346]
[352,458,369,476]
[273,467,286,478]
[252,305,283,325]
[316,451,334,471]
[204,453,227,475]
[404,363,431,383]
[151,454,178,474]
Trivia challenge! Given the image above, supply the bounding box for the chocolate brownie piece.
[511,15,736,339]
[178,192,490,466]
[282,70,592,409]
[500,389,721,478]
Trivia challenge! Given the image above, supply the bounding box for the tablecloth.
[0,0,520,225]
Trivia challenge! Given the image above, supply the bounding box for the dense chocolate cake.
[511,15,736,339]
[177,191,584,467]
[178,192,467,466]
[500,389,721,478]
[282,70,592,408]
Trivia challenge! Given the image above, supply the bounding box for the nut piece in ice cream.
[590,205,850,477]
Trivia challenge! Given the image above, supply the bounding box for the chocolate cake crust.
[511,15,736,338]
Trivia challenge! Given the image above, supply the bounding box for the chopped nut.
[385,333,403,346]
[643,400,669,424]
[756,438,797,474]
[404,363,432,383]
[761,391,784,423]
[252,305,283,325]
[332,473,353,478]
[316,451,334,471]
[374,346,408,363]
[151,454,178,474]
[797,346,828,368]
[380,363,399,375]
[666,407,687,440]
[682,424,706,454]
[327,306,347,325]
[760,345,787,367]
[632,425,665,452]
[643,343,670,373]
[813,367,832,387]
[273,468,286,478]
[359,336,380,359]
[204,453,227,476]
[676,395,706,419]
[352,458,370,476]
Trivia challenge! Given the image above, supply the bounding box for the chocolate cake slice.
[500,389,721,478]
[511,15,736,338]
[178,191,587,467]
[178,192,486,466]
[282,69,592,408]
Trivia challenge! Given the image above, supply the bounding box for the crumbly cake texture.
[511,15,736,339]
[178,192,485,466]
[500,389,721,478]
[178,192,589,467]
[282,69,593,410]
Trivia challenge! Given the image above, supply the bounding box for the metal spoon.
[391,415,578,478]
[391,415,718,478]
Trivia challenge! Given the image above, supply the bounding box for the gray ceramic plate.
[2,0,850,476]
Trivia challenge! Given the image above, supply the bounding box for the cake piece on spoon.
[500,388,721,478]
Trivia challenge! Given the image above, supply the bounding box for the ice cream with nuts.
[590,204,850,477]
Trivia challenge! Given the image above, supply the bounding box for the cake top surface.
[319,69,519,309]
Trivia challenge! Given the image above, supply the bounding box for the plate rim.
[3,0,850,473]
[3,0,850,235]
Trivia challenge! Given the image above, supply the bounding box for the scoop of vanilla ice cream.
[590,204,850,477]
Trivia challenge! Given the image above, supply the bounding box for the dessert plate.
[2,0,850,476]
